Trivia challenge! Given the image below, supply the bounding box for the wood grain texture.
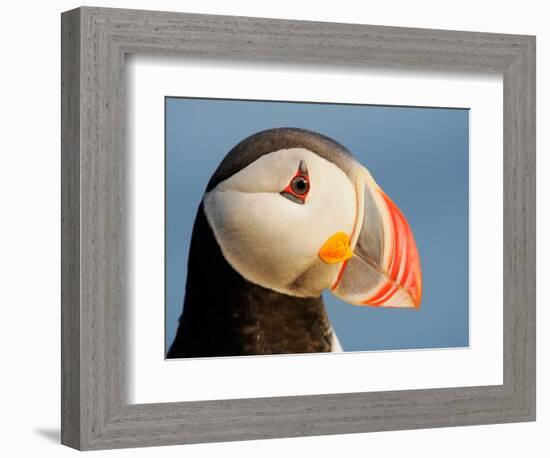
[60,7,81,449]
[60,6,536,450]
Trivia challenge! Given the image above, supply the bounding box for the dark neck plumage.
[167,203,333,358]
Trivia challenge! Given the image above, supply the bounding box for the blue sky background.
[165,97,469,353]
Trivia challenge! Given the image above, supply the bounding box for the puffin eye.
[280,160,310,204]
[290,176,309,195]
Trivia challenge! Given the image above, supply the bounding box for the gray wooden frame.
[61,6,536,451]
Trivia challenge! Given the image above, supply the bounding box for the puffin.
[167,128,422,358]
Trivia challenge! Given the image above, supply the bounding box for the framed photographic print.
[61,6,536,450]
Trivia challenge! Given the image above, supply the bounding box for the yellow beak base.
[318,232,353,264]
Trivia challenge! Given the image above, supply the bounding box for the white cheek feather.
[204,148,358,297]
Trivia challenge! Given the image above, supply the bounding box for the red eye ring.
[280,160,310,204]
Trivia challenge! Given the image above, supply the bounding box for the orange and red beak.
[319,168,422,309]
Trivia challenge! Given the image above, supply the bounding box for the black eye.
[280,161,311,204]
[290,176,309,195]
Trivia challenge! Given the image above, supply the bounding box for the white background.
[0,1,546,457]
[129,59,503,403]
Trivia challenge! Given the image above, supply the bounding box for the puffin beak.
[319,168,422,309]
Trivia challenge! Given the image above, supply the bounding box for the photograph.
[6,1,532,454]
[165,97,469,358]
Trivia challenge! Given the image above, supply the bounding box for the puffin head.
[203,128,422,308]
